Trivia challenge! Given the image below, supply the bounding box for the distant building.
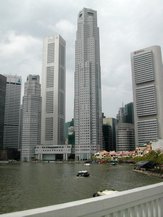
[117,102,134,124]
[116,103,135,151]
[124,102,134,124]
[116,123,135,151]
[3,75,21,150]
[116,107,125,123]
[0,74,6,149]
[74,8,102,160]
[103,117,116,151]
[131,46,163,146]
[18,105,23,151]
[41,35,66,148]
[21,75,41,161]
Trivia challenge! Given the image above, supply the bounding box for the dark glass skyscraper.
[3,75,21,150]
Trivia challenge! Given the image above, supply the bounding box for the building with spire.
[74,8,102,160]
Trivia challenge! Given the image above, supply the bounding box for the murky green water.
[0,162,162,214]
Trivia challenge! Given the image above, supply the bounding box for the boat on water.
[84,163,90,166]
[93,189,118,197]
[76,170,90,177]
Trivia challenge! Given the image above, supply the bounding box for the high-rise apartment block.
[131,46,163,146]
[21,75,41,161]
[74,8,102,160]
[0,74,6,149]
[3,75,21,150]
[41,35,66,146]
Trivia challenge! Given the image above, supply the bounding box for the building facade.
[74,8,102,160]
[41,35,66,147]
[3,75,21,150]
[103,117,116,151]
[21,75,41,161]
[116,103,135,151]
[0,75,6,149]
[131,46,163,146]
[116,123,135,151]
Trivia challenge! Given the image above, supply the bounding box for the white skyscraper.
[131,46,163,146]
[74,8,102,160]
[3,75,21,150]
[41,35,66,146]
[21,75,41,161]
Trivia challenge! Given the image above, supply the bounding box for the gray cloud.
[1,0,163,121]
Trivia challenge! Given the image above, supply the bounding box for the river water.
[0,162,162,214]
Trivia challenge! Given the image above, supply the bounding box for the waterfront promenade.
[1,182,163,217]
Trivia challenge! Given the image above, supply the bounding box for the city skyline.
[1,1,163,121]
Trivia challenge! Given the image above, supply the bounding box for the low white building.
[35,145,72,161]
[151,139,163,152]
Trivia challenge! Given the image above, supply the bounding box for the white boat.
[93,190,118,197]
[84,163,90,166]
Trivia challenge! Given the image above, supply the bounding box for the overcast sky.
[0,0,163,121]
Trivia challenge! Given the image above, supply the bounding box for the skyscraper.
[74,8,102,160]
[0,74,6,149]
[41,35,66,146]
[21,75,41,161]
[3,75,21,150]
[131,46,163,146]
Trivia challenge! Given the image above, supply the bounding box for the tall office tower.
[74,8,102,160]
[131,46,163,146]
[0,74,6,149]
[21,75,41,161]
[3,75,21,149]
[41,35,66,146]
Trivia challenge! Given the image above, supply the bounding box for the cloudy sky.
[0,0,163,121]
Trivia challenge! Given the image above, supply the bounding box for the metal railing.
[1,182,163,217]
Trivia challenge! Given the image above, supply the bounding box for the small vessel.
[84,163,90,166]
[93,190,118,197]
[76,170,90,177]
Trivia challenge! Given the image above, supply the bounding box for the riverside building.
[39,35,69,161]
[3,75,21,150]
[21,75,41,161]
[74,8,102,160]
[131,46,163,146]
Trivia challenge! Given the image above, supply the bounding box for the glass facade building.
[3,75,21,149]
